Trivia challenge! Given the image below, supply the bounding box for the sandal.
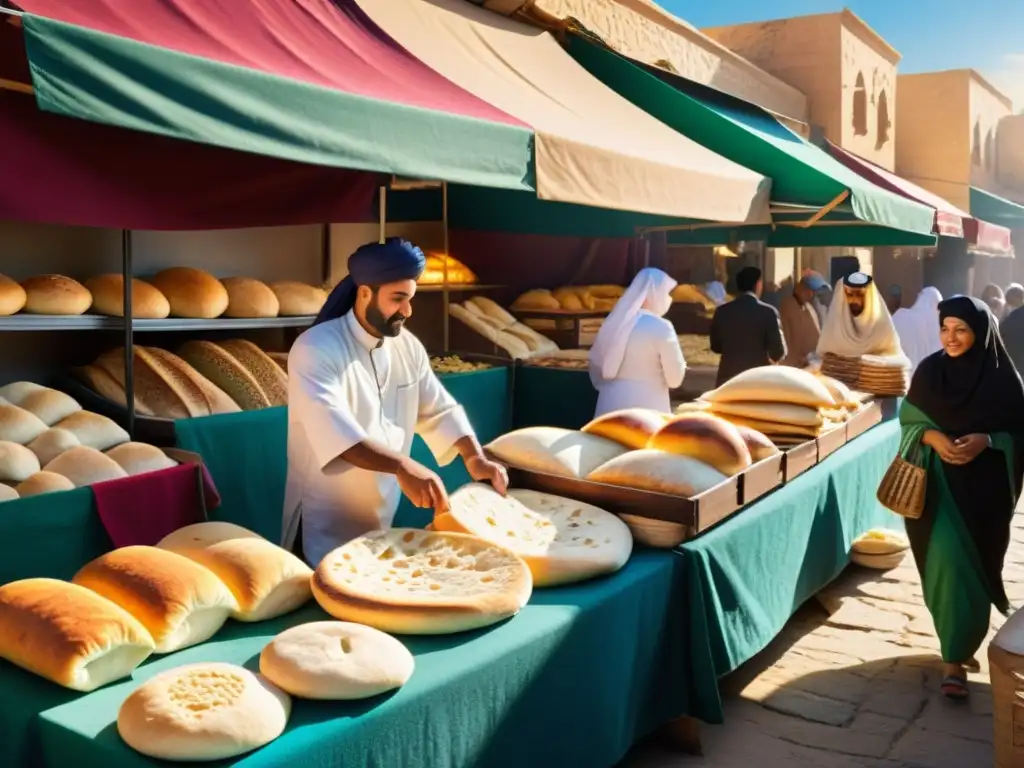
[941,675,969,700]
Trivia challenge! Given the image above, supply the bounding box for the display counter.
[512,366,596,430]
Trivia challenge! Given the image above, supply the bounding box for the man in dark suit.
[710,266,787,386]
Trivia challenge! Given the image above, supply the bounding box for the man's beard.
[366,300,406,337]
[849,302,865,317]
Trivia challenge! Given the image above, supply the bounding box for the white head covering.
[816,275,904,358]
[589,267,677,379]
[892,287,942,372]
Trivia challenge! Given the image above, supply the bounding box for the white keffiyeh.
[816,277,905,359]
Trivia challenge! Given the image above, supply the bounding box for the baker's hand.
[952,433,990,464]
[465,455,509,496]
[397,457,449,513]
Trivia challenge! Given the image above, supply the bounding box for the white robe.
[282,310,473,566]
[892,287,942,373]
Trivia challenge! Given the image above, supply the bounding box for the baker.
[815,271,903,360]
[281,237,508,566]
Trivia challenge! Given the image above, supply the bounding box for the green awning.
[564,31,937,248]
[970,186,1024,230]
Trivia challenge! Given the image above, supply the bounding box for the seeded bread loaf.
[217,339,288,407]
[179,341,272,411]
[143,347,240,416]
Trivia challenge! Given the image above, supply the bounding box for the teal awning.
[970,186,1024,230]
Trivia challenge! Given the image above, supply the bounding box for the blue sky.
[661,1,1024,106]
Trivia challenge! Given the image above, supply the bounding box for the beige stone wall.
[968,73,1013,191]
[839,23,896,169]
[998,114,1024,191]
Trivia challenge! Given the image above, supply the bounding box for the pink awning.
[825,141,1012,255]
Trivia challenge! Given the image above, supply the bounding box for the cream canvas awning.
[354,0,772,224]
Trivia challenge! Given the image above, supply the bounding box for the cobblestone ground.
[623,509,1024,768]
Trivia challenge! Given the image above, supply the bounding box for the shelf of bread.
[448,296,560,360]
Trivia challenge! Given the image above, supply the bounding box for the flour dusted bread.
[15,470,75,497]
[436,484,632,587]
[0,404,47,444]
[582,408,670,450]
[0,441,41,483]
[217,339,288,406]
[117,663,291,761]
[150,267,229,319]
[648,414,752,476]
[269,281,327,316]
[588,450,728,497]
[0,578,154,691]
[84,275,170,319]
[313,528,532,635]
[0,274,26,315]
[485,427,626,479]
[45,446,128,486]
[709,400,825,427]
[158,522,312,622]
[55,410,129,450]
[179,340,273,411]
[734,425,780,463]
[221,277,280,318]
[73,546,237,653]
[708,366,836,408]
[27,427,81,465]
[21,275,92,315]
[466,296,516,327]
[105,442,177,476]
[260,621,414,700]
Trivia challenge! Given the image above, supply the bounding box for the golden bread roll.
[55,410,129,451]
[587,284,626,299]
[312,528,532,635]
[117,663,290,761]
[0,274,26,316]
[269,281,327,316]
[73,546,238,653]
[0,441,41,483]
[552,286,586,311]
[708,366,836,408]
[217,339,288,406]
[616,514,686,549]
[0,484,18,502]
[105,442,178,476]
[466,296,516,327]
[582,408,670,450]
[178,341,273,411]
[485,427,627,479]
[158,522,312,622]
[221,276,280,318]
[511,289,560,311]
[710,400,824,427]
[45,445,128,486]
[143,347,241,416]
[648,414,752,476]
[593,298,618,312]
[0,578,154,691]
[83,275,170,319]
[260,621,414,700]
[15,470,75,497]
[420,252,478,285]
[851,528,910,556]
[2,385,82,426]
[587,450,728,497]
[734,425,780,462]
[149,267,228,319]
[0,404,47,444]
[20,275,92,315]
[26,427,81,466]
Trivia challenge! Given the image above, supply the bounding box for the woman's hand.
[952,433,990,464]
[922,429,962,464]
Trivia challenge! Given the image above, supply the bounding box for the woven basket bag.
[876,444,926,520]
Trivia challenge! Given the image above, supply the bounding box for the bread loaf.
[0,441,41,483]
[0,404,48,444]
[466,296,516,327]
[436,484,632,587]
[552,286,586,311]
[105,442,177,476]
[511,289,560,311]
[734,425,780,462]
[20,275,92,315]
[851,528,909,556]
[648,414,752,476]
[27,427,81,465]
[505,322,559,355]
[0,274,26,316]
[0,578,154,691]
[616,514,686,549]
[117,663,290,761]
[83,275,170,319]
[717,414,822,438]
[217,340,288,406]
[73,546,237,653]
[582,408,669,450]
[588,284,626,299]
[221,276,280,318]
[74,364,147,415]
[312,528,532,635]
[15,470,75,497]
[708,366,836,408]
[588,450,728,497]
[158,522,312,622]
[55,410,129,451]
[0,484,18,502]
[485,427,626,479]
[3,385,82,426]
[710,400,824,427]
[269,281,328,316]
[150,267,228,319]
[450,304,499,344]
[179,341,272,411]
[143,347,241,416]
[260,621,414,700]
[268,352,288,371]
[494,331,532,360]
[45,445,128,486]
[420,252,477,285]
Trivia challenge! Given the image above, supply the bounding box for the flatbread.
[587,449,727,497]
[707,366,836,408]
[485,427,626,479]
[709,400,824,427]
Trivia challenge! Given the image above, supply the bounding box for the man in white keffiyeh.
[815,272,905,360]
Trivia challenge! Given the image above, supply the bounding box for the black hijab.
[908,295,1024,435]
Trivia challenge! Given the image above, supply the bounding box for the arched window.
[876,89,890,149]
[973,121,982,166]
[985,129,995,171]
[853,72,868,136]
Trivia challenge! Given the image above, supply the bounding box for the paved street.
[623,510,1024,767]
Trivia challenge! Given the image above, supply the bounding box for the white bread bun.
[45,446,128,486]
[27,427,81,466]
[178,340,273,411]
[734,425,781,462]
[0,274,26,316]
[15,470,75,498]
[582,408,670,450]
[83,275,171,319]
[221,277,280,318]
[150,267,229,319]
[20,275,92,315]
[0,484,18,502]
[54,410,129,451]
[158,522,312,622]
[105,442,178,476]
[617,514,686,549]
[218,339,288,407]
[850,550,907,571]
[587,450,728,497]
[707,366,837,408]
[117,663,290,761]
[851,528,910,556]
[485,427,626,479]
[466,296,517,327]
[312,528,532,635]
[269,281,328,316]
[648,414,752,476]
[73,546,237,653]
[0,578,154,691]
[260,621,414,700]
[436,484,632,587]
[710,400,824,427]
[0,441,41,483]
[0,404,48,444]
[0,381,45,402]
[6,386,82,426]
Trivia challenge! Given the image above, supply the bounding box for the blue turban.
[314,238,426,326]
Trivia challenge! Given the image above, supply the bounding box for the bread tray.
[846,400,883,441]
[501,463,741,539]
[816,423,848,462]
[782,440,818,482]
[739,452,784,505]
[59,378,177,446]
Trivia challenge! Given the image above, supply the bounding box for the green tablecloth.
[676,419,902,723]
[15,552,684,768]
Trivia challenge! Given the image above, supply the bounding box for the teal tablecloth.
[512,366,596,430]
[676,419,903,723]
[18,552,684,768]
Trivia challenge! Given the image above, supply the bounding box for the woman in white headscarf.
[588,268,685,417]
[892,287,943,372]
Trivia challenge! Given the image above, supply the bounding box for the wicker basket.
[876,454,926,519]
[989,608,1024,767]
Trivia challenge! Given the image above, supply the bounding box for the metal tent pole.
[442,182,450,353]
[121,230,135,438]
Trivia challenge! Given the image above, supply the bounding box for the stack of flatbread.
[821,353,909,397]
[449,297,559,360]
